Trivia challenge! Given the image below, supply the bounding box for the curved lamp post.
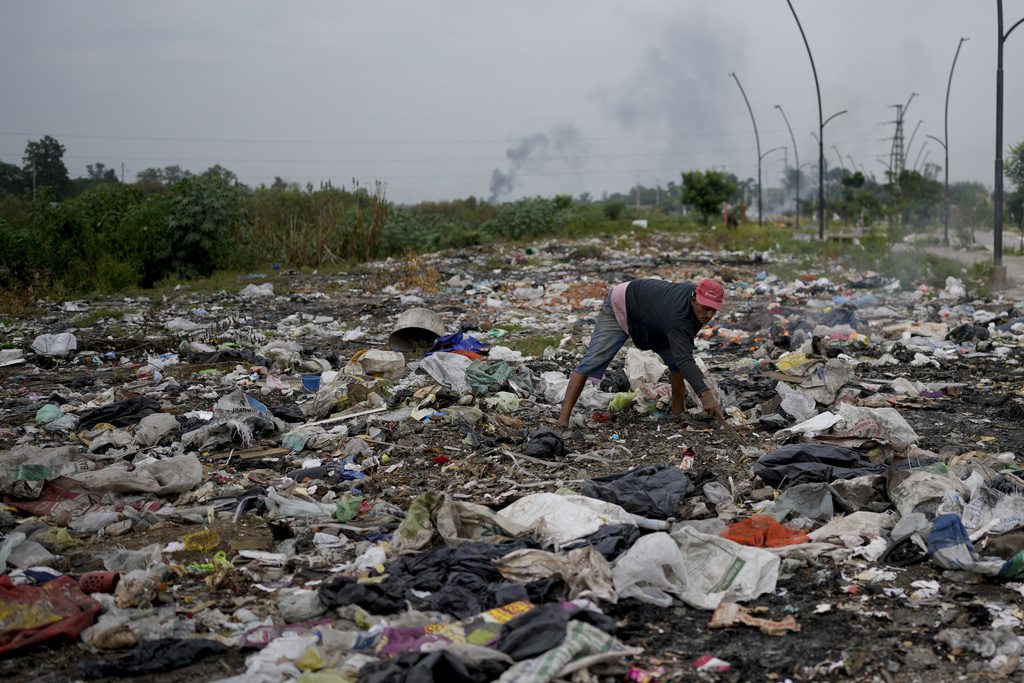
[774,105,800,230]
[785,0,830,239]
[729,72,764,227]
[831,145,846,172]
[927,37,969,246]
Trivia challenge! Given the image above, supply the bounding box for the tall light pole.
[994,3,1022,288]
[775,104,800,230]
[905,119,924,169]
[785,0,832,239]
[831,145,846,172]
[819,111,848,230]
[928,36,969,246]
[729,72,764,227]
[913,141,930,173]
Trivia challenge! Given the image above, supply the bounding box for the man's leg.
[669,372,686,415]
[556,371,588,427]
[557,298,628,428]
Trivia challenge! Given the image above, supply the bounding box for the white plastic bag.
[31,332,77,357]
[419,352,472,393]
[496,493,662,546]
[613,528,780,610]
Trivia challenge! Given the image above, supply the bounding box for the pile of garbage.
[2,237,1024,681]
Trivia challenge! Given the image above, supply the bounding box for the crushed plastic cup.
[301,374,321,392]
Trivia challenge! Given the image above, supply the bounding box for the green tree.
[22,135,71,199]
[680,170,738,225]
[1006,140,1024,190]
[86,163,119,182]
[1007,140,1024,249]
[0,159,26,196]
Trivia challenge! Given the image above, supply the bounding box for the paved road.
[916,230,1024,301]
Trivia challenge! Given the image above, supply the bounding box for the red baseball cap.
[695,278,724,310]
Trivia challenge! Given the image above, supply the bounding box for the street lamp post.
[785,0,841,240]
[928,36,969,246]
[905,119,924,171]
[831,145,846,172]
[729,72,764,227]
[774,105,800,230]
[913,141,930,173]
[994,2,1022,288]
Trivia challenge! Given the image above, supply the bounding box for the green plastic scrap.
[35,404,64,425]
[282,433,311,452]
[334,494,363,522]
[608,391,639,411]
[465,360,530,396]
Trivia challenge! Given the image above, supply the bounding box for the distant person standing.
[555,278,725,427]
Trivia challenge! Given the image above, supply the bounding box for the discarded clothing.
[563,524,640,560]
[498,603,568,661]
[76,397,162,430]
[582,466,694,519]
[79,637,229,678]
[358,649,509,683]
[522,428,565,459]
[753,444,888,488]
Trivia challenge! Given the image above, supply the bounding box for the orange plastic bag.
[721,515,809,548]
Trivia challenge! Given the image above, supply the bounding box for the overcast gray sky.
[2,1,1022,204]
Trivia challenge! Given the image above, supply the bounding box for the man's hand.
[700,390,723,418]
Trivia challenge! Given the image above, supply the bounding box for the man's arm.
[666,328,722,417]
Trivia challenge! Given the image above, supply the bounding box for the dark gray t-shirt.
[624,279,708,395]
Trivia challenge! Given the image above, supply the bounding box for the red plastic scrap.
[721,514,809,548]
[0,575,101,655]
[693,655,731,672]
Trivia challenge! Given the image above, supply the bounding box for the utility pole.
[121,163,125,183]
[892,105,906,174]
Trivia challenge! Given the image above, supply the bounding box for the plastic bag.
[776,382,817,422]
[613,529,780,610]
[496,493,664,546]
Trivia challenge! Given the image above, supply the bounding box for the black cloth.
[582,465,694,519]
[321,541,537,619]
[76,397,162,429]
[270,401,306,423]
[318,576,408,615]
[187,349,267,365]
[599,369,630,393]
[78,638,228,678]
[753,444,888,488]
[563,523,641,560]
[624,279,707,395]
[498,604,568,661]
[523,428,565,458]
[358,649,509,683]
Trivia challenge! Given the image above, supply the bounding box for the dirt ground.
[2,232,1024,682]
